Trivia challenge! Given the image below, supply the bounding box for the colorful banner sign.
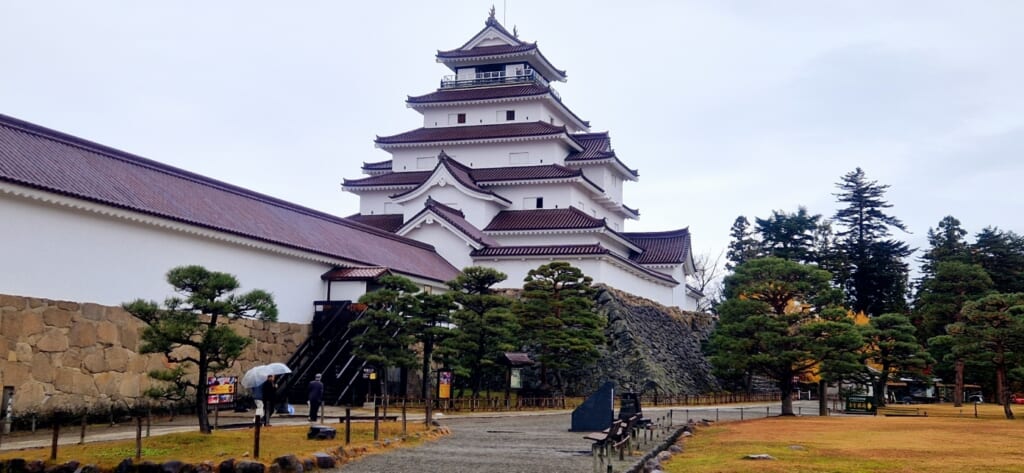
[438,370,452,399]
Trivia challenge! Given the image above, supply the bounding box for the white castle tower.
[344,12,701,310]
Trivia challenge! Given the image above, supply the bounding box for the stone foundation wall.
[0,294,308,415]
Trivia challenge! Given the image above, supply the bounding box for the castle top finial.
[487,5,498,26]
[513,25,518,38]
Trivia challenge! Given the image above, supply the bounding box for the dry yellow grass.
[664,404,1024,473]
[0,422,443,468]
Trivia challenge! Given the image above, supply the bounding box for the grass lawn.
[664,403,1024,473]
[0,422,442,468]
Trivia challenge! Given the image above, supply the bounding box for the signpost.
[844,394,876,414]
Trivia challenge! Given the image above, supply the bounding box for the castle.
[345,13,700,310]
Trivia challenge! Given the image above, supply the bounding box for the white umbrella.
[240,363,293,388]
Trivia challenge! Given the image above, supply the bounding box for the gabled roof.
[623,228,692,265]
[436,14,567,82]
[375,122,580,150]
[484,207,605,232]
[346,213,405,233]
[400,197,499,247]
[388,152,511,204]
[0,113,459,283]
[567,132,639,179]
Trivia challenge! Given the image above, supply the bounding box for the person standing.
[308,373,324,422]
[261,374,277,426]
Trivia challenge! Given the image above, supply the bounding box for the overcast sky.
[4,1,1023,270]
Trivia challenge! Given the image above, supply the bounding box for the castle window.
[523,197,543,209]
[449,113,466,125]
[506,110,515,121]
[416,156,437,169]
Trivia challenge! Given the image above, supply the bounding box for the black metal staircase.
[280,300,374,406]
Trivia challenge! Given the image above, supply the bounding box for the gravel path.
[336,401,822,473]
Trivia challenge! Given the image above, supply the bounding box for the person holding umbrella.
[261,374,277,426]
[308,373,324,422]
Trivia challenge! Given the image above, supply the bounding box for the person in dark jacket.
[261,374,277,426]
[308,373,324,422]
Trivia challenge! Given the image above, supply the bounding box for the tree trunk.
[953,358,964,407]
[818,380,828,416]
[197,351,210,434]
[780,376,795,416]
[997,367,1014,419]
[421,342,433,400]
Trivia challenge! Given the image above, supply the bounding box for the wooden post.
[373,404,380,441]
[253,415,261,458]
[345,408,351,445]
[50,421,60,461]
[401,400,407,436]
[80,414,87,445]
[135,416,142,460]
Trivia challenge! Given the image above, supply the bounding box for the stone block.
[54,368,98,396]
[31,354,55,383]
[0,360,30,386]
[68,322,98,348]
[93,372,122,397]
[55,301,80,312]
[118,373,143,398]
[12,381,46,412]
[104,347,132,372]
[15,342,33,362]
[81,303,105,321]
[42,307,74,328]
[96,321,120,345]
[37,328,69,352]
[10,312,44,338]
[82,349,106,374]
[0,294,25,310]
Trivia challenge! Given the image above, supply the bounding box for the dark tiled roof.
[471,243,609,257]
[376,122,571,145]
[346,213,405,233]
[470,243,677,284]
[343,170,431,187]
[0,114,459,282]
[437,43,537,59]
[484,207,605,232]
[567,132,639,177]
[407,84,550,104]
[361,160,392,173]
[404,197,499,247]
[321,267,390,281]
[470,163,581,182]
[623,228,692,265]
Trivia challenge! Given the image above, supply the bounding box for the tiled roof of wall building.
[321,267,390,281]
[0,113,459,283]
[376,122,576,146]
[623,228,692,265]
[345,213,405,233]
[361,160,393,175]
[484,207,606,232]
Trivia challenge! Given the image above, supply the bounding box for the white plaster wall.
[4,192,355,324]
[477,257,676,306]
[397,184,504,229]
[578,165,627,204]
[356,189,402,216]
[328,281,369,303]
[389,140,570,171]
[401,221,475,273]
[420,102,560,129]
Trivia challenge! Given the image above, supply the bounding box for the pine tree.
[406,291,455,400]
[123,265,277,433]
[832,168,913,315]
[755,207,822,264]
[947,293,1024,418]
[860,313,933,407]
[919,216,971,279]
[726,216,761,270]
[971,227,1024,293]
[351,275,420,405]
[710,257,845,415]
[444,267,519,399]
[517,262,605,394]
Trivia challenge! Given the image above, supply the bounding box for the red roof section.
[321,267,390,281]
[484,207,605,232]
[346,213,405,233]
[344,170,431,187]
[0,114,459,282]
[470,244,677,284]
[344,161,585,189]
[623,228,692,265]
[567,132,639,178]
[376,121,571,145]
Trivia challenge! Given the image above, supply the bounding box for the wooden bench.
[583,414,643,471]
